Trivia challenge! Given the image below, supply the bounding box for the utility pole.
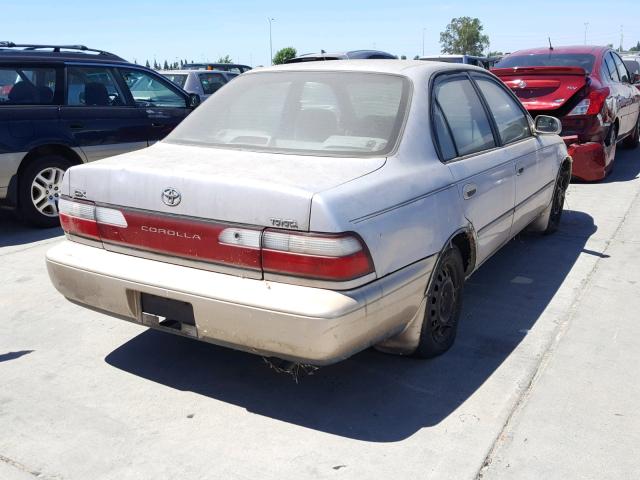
[584,22,589,45]
[620,25,624,52]
[268,17,275,65]
[422,28,427,57]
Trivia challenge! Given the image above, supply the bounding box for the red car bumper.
[565,139,607,181]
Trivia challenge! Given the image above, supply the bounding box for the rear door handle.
[462,183,477,200]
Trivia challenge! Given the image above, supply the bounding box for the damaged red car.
[493,46,640,181]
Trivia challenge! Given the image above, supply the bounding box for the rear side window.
[66,67,125,106]
[0,66,57,105]
[612,53,630,83]
[433,75,496,158]
[432,102,457,160]
[473,75,531,144]
[198,72,227,95]
[603,53,620,82]
[163,74,187,88]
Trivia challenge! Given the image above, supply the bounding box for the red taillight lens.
[568,87,609,116]
[261,229,374,281]
[58,198,100,239]
[586,87,609,115]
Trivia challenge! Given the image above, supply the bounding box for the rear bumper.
[566,141,607,181]
[46,240,433,365]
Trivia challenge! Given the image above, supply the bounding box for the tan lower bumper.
[46,241,433,365]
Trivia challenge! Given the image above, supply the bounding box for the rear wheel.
[623,114,640,149]
[413,246,465,358]
[18,155,72,228]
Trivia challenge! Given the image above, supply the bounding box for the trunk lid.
[491,66,588,111]
[66,142,386,231]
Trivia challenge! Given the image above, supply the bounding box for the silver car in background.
[160,69,238,101]
[46,61,571,365]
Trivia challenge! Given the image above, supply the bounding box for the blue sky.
[2,0,637,66]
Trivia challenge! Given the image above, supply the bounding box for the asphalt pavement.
[1,148,640,479]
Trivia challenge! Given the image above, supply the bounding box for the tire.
[18,155,72,228]
[413,245,465,358]
[543,168,570,235]
[623,114,640,149]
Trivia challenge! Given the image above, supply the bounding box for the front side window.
[166,72,410,156]
[198,72,227,95]
[433,75,496,158]
[0,66,57,105]
[120,69,186,108]
[66,67,125,106]
[473,74,531,145]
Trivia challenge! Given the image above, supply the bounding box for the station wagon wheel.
[414,245,465,358]
[31,166,65,217]
[18,155,72,228]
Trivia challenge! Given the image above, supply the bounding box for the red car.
[493,46,640,181]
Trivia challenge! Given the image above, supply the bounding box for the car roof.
[0,44,131,64]
[246,59,488,77]
[288,50,396,61]
[505,45,608,56]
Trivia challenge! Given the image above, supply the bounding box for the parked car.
[0,42,199,227]
[160,69,238,101]
[285,50,396,63]
[420,54,499,70]
[622,54,640,90]
[182,63,251,74]
[493,45,640,181]
[46,60,571,366]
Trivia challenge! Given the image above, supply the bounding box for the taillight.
[261,229,374,281]
[59,198,129,241]
[567,87,609,116]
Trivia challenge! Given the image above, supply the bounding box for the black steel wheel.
[414,245,465,358]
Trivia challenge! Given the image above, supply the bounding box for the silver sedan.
[46,60,571,365]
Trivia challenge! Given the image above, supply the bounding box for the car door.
[432,72,516,266]
[59,65,148,162]
[119,68,191,144]
[471,72,554,234]
[612,52,640,135]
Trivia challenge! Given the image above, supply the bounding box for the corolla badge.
[161,187,181,207]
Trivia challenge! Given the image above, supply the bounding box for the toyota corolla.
[46,60,572,365]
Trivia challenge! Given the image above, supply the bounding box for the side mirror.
[534,115,562,135]
[187,93,201,108]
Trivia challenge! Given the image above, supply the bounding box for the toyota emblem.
[517,80,527,89]
[161,187,181,207]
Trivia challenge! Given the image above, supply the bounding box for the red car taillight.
[567,87,610,116]
[261,229,374,281]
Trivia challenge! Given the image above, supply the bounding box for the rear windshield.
[496,53,596,73]
[166,71,410,157]
[163,74,187,88]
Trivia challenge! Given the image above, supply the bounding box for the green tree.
[630,42,640,52]
[145,60,150,68]
[400,55,407,60]
[272,47,297,65]
[217,55,233,64]
[440,17,490,56]
[487,50,503,57]
[413,55,420,60]
[163,60,169,70]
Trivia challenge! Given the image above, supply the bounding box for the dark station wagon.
[0,43,199,227]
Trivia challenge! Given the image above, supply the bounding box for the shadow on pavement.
[106,208,598,442]
[0,210,62,247]
[600,148,640,184]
